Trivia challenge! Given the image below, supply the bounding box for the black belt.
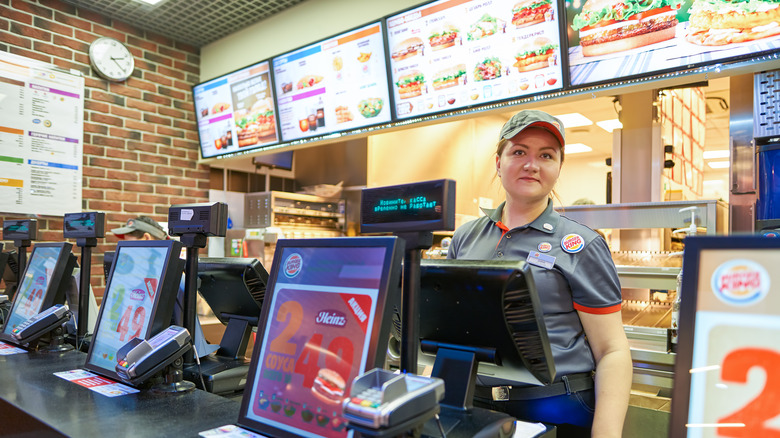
[473,372,594,401]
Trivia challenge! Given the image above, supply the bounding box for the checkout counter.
[0,348,240,437]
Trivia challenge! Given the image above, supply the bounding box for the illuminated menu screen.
[2,246,62,333]
[244,246,387,437]
[387,0,564,120]
[87,246,169,377]
[273,22,392,142]
[194,61,279,158]
[566,0,780,86]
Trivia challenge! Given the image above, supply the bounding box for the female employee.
[447,110,631,437]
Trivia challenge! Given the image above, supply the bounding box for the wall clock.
[89,37,134,82]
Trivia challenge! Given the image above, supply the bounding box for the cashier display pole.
[63,212,105,347]
[359,179,456,375]
[168,203,228,366]
[3,219,38,298]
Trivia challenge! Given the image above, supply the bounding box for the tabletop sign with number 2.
[242,240,401,438]
[671,237,780,438]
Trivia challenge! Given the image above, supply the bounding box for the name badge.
[527,251,555,270]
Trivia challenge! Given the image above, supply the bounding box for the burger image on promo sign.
[571,0,683,57]
[283,253,303,278]
[311,368,346,404]
[685,0,780,45]
[711,259,770,306]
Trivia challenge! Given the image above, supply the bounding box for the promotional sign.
[671,237,780,438]
[245,246,388,438]
[387,0,565,120]
[565,0,780,86]
[87,246,167,375]
[273,22,392,142]
[194,61,279,158]
[2,246,61,331]
[0,51,83,216]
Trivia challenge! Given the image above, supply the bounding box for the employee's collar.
[480,199,560,234]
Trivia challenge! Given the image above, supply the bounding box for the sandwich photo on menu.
[432,64,467,90]
[685,0,780,45]
[395,70,425,99]
[571,0,682,56]
[467,14,506,40]
[391,37,424,61]
[428,23,460,50]
[514,37,559,71]
[512,0,554,28]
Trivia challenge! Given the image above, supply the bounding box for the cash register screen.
[85,241,182,380]
[2,243,73,335]
[238,237,402,438]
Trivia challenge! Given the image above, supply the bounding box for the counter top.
[0,347,240,437]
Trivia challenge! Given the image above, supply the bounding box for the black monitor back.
[418,259,556,387]
[196,257,268,325]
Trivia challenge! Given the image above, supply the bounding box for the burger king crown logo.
[283,253,303,278]
[711,259,770,306]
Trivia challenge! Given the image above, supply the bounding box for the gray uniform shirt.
[447,199,622,378]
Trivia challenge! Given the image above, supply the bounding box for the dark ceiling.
[62,0,306,48]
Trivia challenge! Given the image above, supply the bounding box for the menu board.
[2,246,61,332]
[194,61,279,159]
[386,0,564,120]
[566,0,780,86]
[273,22,392,142]
[0,51,83,216]
[245,246,387,437]
[671,237,780,437]
[87,246,168,375]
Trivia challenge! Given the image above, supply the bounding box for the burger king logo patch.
[561,234,584,253]
[711,260,770,306]
[283,253,303,278]
[538,242,552,252]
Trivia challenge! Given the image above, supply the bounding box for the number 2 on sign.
[718,348,780,437]
[267,300,355,388]
[117,305,146,342]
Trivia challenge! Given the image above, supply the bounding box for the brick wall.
[0,0,209,298]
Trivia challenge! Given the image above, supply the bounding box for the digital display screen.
[63,212,105,239]
[273,22,392,142]
[2,219,36,240]
[360,179,456,233]
[193,60,279,159]
[253,150,294,170]
[87,246,169,376]
[386,0,565,120]
[240,239,400,438]
[565,0,780,86]
[2,245,63,334]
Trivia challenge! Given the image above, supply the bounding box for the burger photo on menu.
[473,57,503,81]
[395,70,425,99]
[428,23,460,50]
[685,0,780,45]
[512,0,554,28]
[571,0,683,56]
[514,37,559,71]
[311,368,346,404]
[432,64,467,90]
[234,98,276,147]
[391,37,425,61]
[467,14,506,40]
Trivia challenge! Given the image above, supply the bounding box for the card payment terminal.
[9,304,71,345]
[343,368,444,430]
[115,325,191,386]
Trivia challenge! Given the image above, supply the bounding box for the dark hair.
[127,216,165,240]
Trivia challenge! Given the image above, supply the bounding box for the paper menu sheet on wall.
[0,51,84,216]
